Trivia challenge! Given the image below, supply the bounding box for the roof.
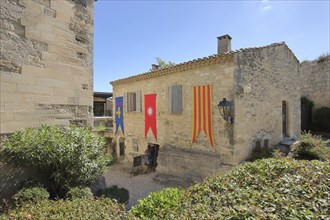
[94,92,112,99]
[110,42,298,86]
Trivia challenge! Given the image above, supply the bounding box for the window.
[132,139,139,152]
[93,102,105,116]
[168,85,182,113]
[124,91,141,112]
[264,139,269,148]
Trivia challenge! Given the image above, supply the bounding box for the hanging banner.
[144,94,157,140]
[191,85,214,147]
[115,96,124,134]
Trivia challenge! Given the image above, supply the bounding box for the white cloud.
[262,5,272,10]
[261,0,269,3]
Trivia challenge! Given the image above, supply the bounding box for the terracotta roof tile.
[110,42,298,86]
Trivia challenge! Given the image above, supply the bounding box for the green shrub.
[290,131,329,161]
[1,198,131,220]
[0,125,112,197]
[317,52,329,63]
[178,159,330,219]
[301,96,314,107]
[248,145,274,161]
[13,187,49,204]
[130,187,184,219]
[96,185,129,204]
[94,122,107,131]
[66,187,93,200]
[313,107,330,132]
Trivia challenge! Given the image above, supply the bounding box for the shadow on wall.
[0,163,47,201]
[156,144,225,184]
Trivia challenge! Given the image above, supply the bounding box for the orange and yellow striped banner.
[191,85,215,147]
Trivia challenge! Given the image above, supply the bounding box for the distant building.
[93,92,112,117]
[0,0,95,137]
[110,35,301,181]
[300,55,330,110]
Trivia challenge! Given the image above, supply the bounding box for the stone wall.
[233,44,301,163]
[112,57,236,177]
[0,0,94,134]
[300,55,330,110]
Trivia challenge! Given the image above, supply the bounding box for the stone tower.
[0,0,95,136]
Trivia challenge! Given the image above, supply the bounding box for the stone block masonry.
[300,56,330,110]
[0,0,95,134]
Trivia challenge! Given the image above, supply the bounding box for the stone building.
[0,0,95,136]
[300,55,330,110]
[110,35,301,181]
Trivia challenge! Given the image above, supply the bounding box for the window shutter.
[123,93,128,112]
[135,91,141,112]
[169,85,182,113]
[172,85,182,113]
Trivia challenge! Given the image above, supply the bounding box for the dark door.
[282,101,288,137]
[147,143,159,170]
[119,138,125,157]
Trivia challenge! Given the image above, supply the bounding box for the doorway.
[119,138,125,159]
[146,143,159,171]
[282,101,288,137]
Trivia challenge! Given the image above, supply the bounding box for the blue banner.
[115,96,124,134]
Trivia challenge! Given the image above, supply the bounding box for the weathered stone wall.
[0,0,94,134]
[112,58,236,177]
[233,44,301,163]
[300,56,330,110]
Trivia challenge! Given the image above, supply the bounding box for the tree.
[156,57,176,68]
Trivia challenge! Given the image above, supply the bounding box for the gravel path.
[101,163,169,210]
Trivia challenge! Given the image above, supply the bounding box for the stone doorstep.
[279,139,296,147]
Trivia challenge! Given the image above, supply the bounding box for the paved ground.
[100,163,178,210]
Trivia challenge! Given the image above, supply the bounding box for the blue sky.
[94,0,330,92]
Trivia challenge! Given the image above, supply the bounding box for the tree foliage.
[1,198,130,220]
[0,125,112,196]
[156,57,175,68]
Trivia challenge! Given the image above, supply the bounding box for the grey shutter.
[135,91,141,112]
[169,85,182,113]
[123,92,128,112]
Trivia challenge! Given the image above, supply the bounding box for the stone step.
[279,139,296,147]
[275,144,291,154]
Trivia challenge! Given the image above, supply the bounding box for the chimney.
[151,64,159,70]
[217,34,232,53]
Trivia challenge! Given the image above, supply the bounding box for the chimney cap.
[217,34,232,40]
[151,64,160,70]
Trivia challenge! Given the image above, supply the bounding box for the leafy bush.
[95,185,129,204]
[66,187,93,200]
[178,159,330,219]
[290,131,329,161]
[1,198,131,220]
[317,52,329,63]
[248,145,274,161]
[301,96,314,107]
[13,187,49,204]
[130,187,184,219]
[0,125,112,197]
[313,107,330,132]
